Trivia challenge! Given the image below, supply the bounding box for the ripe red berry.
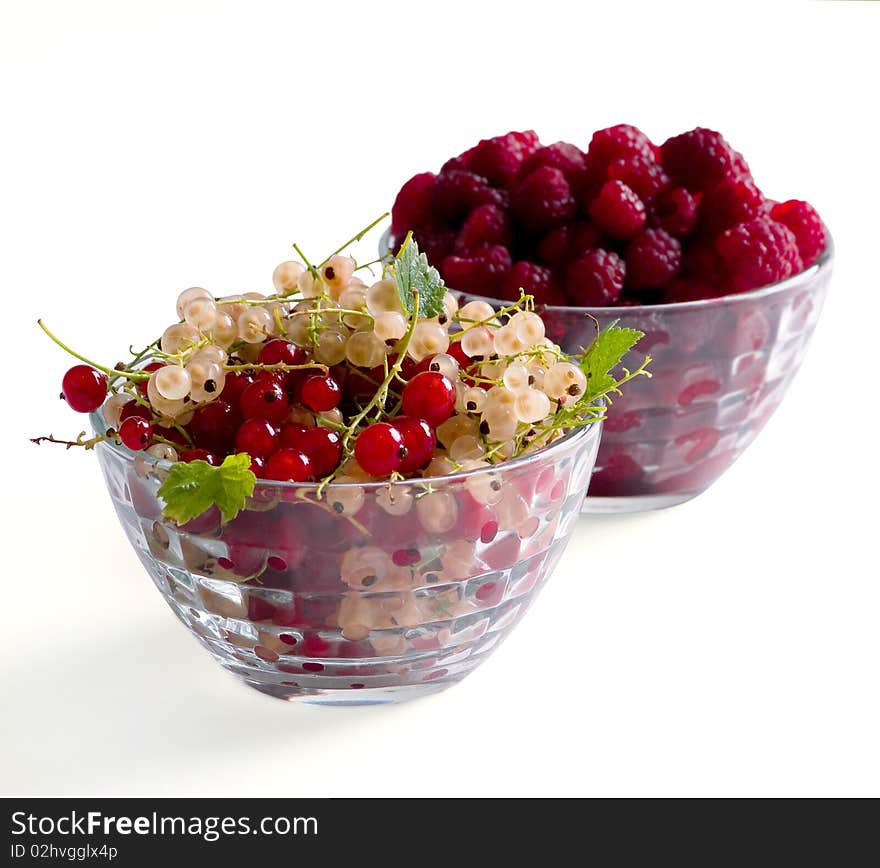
[189,400,239,455]
[440,245,512,295]
[402,371,456,428]
[118,416,152,451]
[660,127,735,192]
[585,124,655,185]
[432,170,507,224]
[279,422,309,449]
[179,448,221,465]
[715,218,803,294]
[235,418,279,459]
[264,448,313,483]
[770,199,826,267]
[566,249,626,306]
[626,228,682,290]
[220,370,256,406]
[511,166,576,233]
[466,130,541,189]
[300,375,341,412]
[391,172,437,236]
[258,339,306,367]
[650,186,698,238]
[119,400,152,423]
[454,204,512,255]
[501,261,566,305]
[239,379,289,425]
[61,365,107,413]
[395,417,437,473]
[354,423,407,477]
[294,426,342,477]
[519,141,588,190]
[588,180,647,240]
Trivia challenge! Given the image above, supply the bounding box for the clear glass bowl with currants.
[388,125,833,512]
[37,223,645,704]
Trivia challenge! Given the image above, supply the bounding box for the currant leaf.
[580,321,645,403]
[158,452,256,525]
[393,234,446,318]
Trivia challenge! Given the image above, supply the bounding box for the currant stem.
[38,320,149,381]
[342,289,420,451]
[319,212,390,267]
[30,431,115,450]
[223,361,329,375]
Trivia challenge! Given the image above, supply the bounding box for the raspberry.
[663,278,725,304]
[537,221,603,268]
[501,260,565,305]
[770,200,826,267]
[587,180,646,239]
[440,244,512,295]
[607,154,670,203]
[519,142,588,190]
[715,218,803,293]
[700,177,767,234]
[411,225,456,265]
[454,204,512,254]
[467,130,541,189]
[511,166,576,233]
[660,127,736,192]
[391,172,436,236]
[626,228,682,290]
[432,170,507,225]
[682,241,722,284]
[650,186,698,237]
[585,124,655,185]
[565,249,626,305]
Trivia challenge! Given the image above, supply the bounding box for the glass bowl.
[91,414,602,705]
[380,231,833,513]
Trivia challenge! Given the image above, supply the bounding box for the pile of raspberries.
[390,126,826,306]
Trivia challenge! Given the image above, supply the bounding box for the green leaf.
[157,453,256,525]
[394,235,446,318]
[580,321,644,403]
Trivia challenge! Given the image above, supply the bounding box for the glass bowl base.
[582,490,699,514]
[245,679,455,706]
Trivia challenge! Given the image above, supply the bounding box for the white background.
[2,1,878,797]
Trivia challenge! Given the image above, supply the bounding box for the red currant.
[294,426,342,477]
[401,371,456,427]
[188,400,240,455]
[179,448,221,465]
[240,379,289,425]
[264,448,314,482]
[235,418,279,458]
[395,416,436,473]
[258,339,306,367]
[119,400,152,423]
[300,375,342,412]
[118,416,152,451]
[354,422,407,476]
[249,455,266,477]
[279,422,309,449]
[61,365,107,413]
[220,370,256,405]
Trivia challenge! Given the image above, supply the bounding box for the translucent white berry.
[160,322,199,354]
[147,374,186,418]
[345,330,385,368]
[373,311,408,343]
[321,255,356,298]
[366,279,402,315]
[176,287,211,320]
[237,307,273,343]
[423,453,455,477]
[493,325,527,356]
[407,321,450,362]
[146,443,179,462]
[284,312,312,347]
[209,312,237,348]
[449,434,484,463]
[460,326,494,359]
[436,414,479,450]
[272,260,306,295]
[543,362,588,400]
[187,357,224,403]
[464,467,504,505]
[298,270,322,299]
[427,353,459,380]
[461,387,487,414]
[154,365,192,400]
[511,310,545,346]
[183,297,218,332]
[339,284,367,312]
[441,291,459,324]
[102,392,129,429]
[514,388,551,424]
[502,362,530,392]
[327,479,365,517]
[458,299,496,324]
[376,485,413,517]
[314,327,349,365]
[482,405,518,441]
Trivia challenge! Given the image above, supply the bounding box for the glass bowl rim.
[90,409,601,491]
[379,228,834,314]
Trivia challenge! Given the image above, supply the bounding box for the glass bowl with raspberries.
[36,228,642,704]
[388,126,833,512]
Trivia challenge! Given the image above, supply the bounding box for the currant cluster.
[390,126,827,306]
[49,234,609,487]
